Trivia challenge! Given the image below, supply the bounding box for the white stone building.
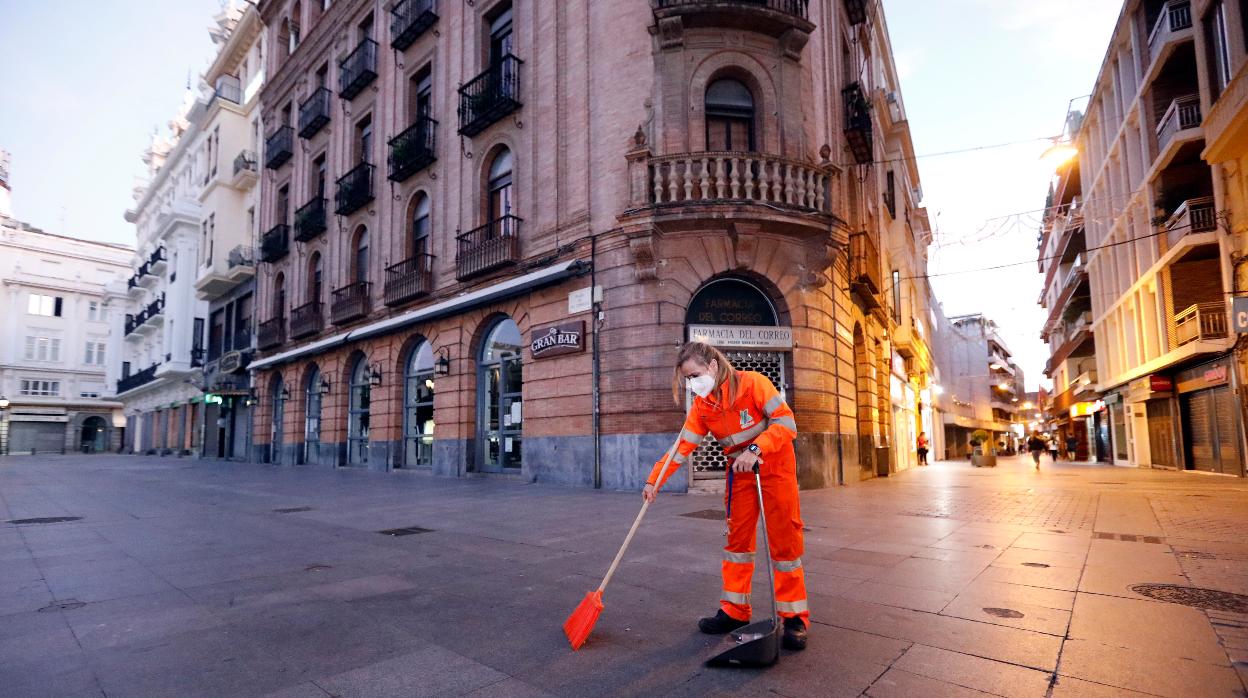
[110,93,209,455]
[0,182,132,454]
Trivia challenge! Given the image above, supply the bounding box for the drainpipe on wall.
[591,234,602,489]
[831,242,847,486]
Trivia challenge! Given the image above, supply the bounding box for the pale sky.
[1,0,1124,390]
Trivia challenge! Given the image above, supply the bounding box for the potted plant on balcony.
[970,429,997,468]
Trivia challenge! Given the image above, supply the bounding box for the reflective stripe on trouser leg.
[773,565,809,622]
[721,549,754,621]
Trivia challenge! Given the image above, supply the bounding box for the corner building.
[250,0,921,490]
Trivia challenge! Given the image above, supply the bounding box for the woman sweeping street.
[642,341,808,651]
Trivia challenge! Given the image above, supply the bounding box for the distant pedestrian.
[1027,432,1045,470]
[916,432,929,465]
[1066,435,1078,461]
[1048,437,1059,462]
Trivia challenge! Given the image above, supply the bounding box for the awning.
[250,259,589,371]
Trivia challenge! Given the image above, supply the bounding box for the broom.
[563,437,681,650]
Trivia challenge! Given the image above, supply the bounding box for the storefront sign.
[219,351,248,374]
[686,283,776,326]
[1234,296,1248,333]
[1204,366,1229,385]
[1150,375,1173,392]
[1070,400,1105,418]
[529,321,585,359]
[687,325,794,349]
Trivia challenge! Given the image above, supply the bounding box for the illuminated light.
[997,383,1010,390]
[1041,141,1078,167]
[931,385,944,395]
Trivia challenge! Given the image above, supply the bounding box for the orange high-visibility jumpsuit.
[646,370,808,627]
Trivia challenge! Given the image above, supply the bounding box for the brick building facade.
[249,0,923,490]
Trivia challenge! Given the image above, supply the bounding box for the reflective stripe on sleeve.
[721,590,751,605]
[717,421,768,448]
[768,415,797,433]
[776,599,809,614]
[723,550,756,564]
[773,558,803,572]
[764,395,785,417]
[680,428,705,446]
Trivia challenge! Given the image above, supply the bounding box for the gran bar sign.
[688,325,794,349]
[530,321,585,359]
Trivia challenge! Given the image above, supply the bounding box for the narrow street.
[3,454,1248,697]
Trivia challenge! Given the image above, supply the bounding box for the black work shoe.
[698,609,749,634]
[782,616,808,650]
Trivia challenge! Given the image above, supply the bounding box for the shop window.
[478,317,523,471]
[403,340,435,467]
[705,78,755,152]
[348,355,371,465]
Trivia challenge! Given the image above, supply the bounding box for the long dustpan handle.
[596,436,681,593]
[752,464,778,622]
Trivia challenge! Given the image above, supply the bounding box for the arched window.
[402,341,435,468]
[410,193,431,258]
[347,355,370,465]
[705,78,755,151]
[288,3,302,54]
[307,252,323,303]
[352,227,370,284]
[273,272,286,318]
[270,374,285,465]
[478,317,523,471]
[303,365,321,464]
[487,148,513,224]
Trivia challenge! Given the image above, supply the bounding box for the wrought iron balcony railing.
[334,162,375,215]
[1156,95,1201,152]
[458,55,523,137]
[258,316,286,350]
[117,363,159,394]
[384,254,434,306]
[298,87,333,138]
[260,224,291,263]
[265,126,294,169]
[294,197,328,242]
[652,0,809,19]
[849,231,882,309]
[1175,302,1228,347]
[456,215,521,280]
[233,150,258,177]
[290,301,325,339]
[843,82,873,165]
[388,116,437,182]
[391,0,438,50]
[1164,196,1217,248]
[331,282,372,324]
[339,39,379,101]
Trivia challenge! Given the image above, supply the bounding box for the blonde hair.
[671,341,738,406]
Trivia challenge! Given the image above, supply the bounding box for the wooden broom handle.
[597,438,680,593]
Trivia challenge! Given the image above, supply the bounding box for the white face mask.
[688,374,717,399]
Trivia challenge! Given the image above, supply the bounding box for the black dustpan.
[706,464,781,668]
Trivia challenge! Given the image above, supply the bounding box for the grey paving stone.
[314,645,508,698]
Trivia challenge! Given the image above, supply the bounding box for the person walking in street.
[643,341,808,651]
[1066,435,1079,461]
[916,431,929,465]
[1027,432,1046,470]
[1048,436,1060,463]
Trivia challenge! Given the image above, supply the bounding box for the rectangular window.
[209,310,225,361]
[313,154,327,196]
[356,115,373,164]
[25,336,61,362]
[80,392,101,399]
[890,270,902,323]
[358,12,374,42]
[84,340,107,366]
[234,294,253,350]
[277,184,291,223]
[122,361,131,379]
[27,293,63,317]
[884,171,897,219]
[1207,1,1232,97]
[410,67,433,124]
[87,301,101,322]
[193,317,205,364]
[20,379,60,397]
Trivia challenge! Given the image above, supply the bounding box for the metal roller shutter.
[8,422,66,454]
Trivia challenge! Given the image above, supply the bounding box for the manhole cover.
[38,600,85,612]
[680,509,725,521]
[377,526,434,537]
[982,607,1024,619]
[274,506,313,514]
[7,517,82,525]
[305,564,332,572]
[1131,584,1248,613]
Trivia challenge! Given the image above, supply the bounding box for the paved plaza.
[4,453,1248,697]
